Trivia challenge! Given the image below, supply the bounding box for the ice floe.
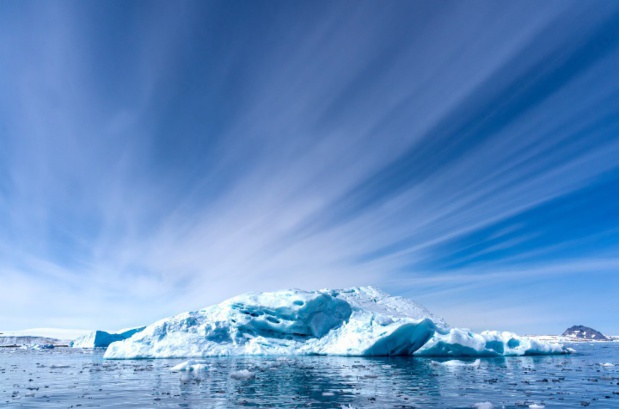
[433,359,481,368]
[170,359,209,372]
[230,369,255,380]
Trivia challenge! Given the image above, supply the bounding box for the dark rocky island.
[562,325,608,341]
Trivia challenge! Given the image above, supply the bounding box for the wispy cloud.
[0,1,617,334]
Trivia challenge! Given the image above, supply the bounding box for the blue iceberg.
[103,287,568,359]
[71,326,146,348]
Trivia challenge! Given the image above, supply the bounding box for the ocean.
[1,342,618,408]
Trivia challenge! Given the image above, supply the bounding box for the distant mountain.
[562,325,608,340]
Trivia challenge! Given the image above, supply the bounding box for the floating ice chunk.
[170,360,209,372]
[31,343,54,350]
[434,359,481,368]
[103,287,569,359]
[529,404,545,409]
[230,369,255,380]
[600,362,615,367]
[473,403,494,409]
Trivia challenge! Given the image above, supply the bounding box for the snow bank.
[71,326,146,348]
[103,287,568,359]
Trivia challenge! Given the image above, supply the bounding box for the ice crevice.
[103,286,569,359]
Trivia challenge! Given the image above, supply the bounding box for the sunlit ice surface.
[2,343,618,408]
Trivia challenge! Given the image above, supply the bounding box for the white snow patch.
[473,403,494,409]
[529,404,545,409]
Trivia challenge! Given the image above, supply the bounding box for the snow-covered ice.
[473,403,494,409]
[103,287,569,359]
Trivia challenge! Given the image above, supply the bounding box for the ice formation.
[71,327,145,348]
[103,287,568,359]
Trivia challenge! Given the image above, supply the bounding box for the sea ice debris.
[435,359,481,368]
[230,369,255,380]
[170,360,209,371]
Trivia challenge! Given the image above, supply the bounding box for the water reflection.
[1,345,618,408]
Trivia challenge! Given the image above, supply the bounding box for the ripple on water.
[0,343,618,408]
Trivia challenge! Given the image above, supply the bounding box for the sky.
[0,0,618,335]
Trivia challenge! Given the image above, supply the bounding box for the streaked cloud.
[0,1,617,334]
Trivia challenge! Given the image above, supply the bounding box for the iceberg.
[71,326,145,348]
[103,287,568,359]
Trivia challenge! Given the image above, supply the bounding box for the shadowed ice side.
[103,287,568,359]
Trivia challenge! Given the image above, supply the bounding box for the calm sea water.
[1,343,618,408]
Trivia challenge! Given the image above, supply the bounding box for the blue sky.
[0,1,617,335]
